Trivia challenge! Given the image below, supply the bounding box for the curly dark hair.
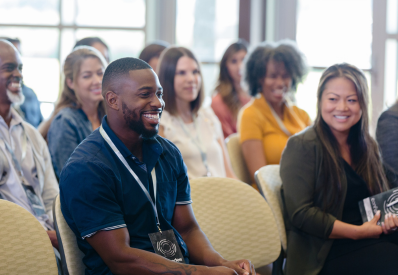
[245,40,308,96]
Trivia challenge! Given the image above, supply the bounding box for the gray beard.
[7,89,25,105]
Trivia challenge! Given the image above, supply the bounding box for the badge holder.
[149,229,185,262]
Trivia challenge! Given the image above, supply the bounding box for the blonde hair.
[39,46,107,138]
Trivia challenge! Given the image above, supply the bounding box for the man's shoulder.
[155,135,182,157]
[21,120,46,146]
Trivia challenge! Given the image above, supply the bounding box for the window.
[0,0,146,119]
[295,0,372,120]
[176,0,239,97]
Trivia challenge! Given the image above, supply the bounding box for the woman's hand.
[357,210,383,239]
[381,213,398,234]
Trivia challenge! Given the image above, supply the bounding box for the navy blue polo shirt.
[59,116,192,275]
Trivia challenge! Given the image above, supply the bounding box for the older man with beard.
[0,40,59,249]
[60,57,255,275]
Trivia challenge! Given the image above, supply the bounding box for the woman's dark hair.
[157,47,204,116]
[139,41,169,64]
[245,39,308,96]
[74,37,109,50]
[314,63,389,212]
[215,39,248,117]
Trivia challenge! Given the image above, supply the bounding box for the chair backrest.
[254,165,287,251]
[0,199,58,275]
[225,133,251,183]
[190,177,281,268]
[53,195,85,275]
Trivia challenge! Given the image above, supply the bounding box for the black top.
[327,160,375,260]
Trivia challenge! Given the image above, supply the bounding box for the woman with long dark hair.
[157,47,236,179]
[281,63,398,275]
[211,40,251,138]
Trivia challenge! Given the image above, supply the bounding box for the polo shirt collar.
[101,116,163,170]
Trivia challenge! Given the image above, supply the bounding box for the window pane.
[384,39,398,106]
[296,0,372,69]
[22,57,60,103]
[75,0,145,28]
[387,0,398,33]
[0,27,59,58]
[75,29,145,61]
[201,63,219,97]
[0,0,59,25]
[176,0,239,62]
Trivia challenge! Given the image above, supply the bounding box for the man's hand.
[221,259,256,275]
[46,230,59,250]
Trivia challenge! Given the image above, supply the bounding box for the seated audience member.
[139,41,169,71]
[376,99,398,175]
[42,47,107,179]
[211,40,251,138]
[1,37,43,127]
[0,39,59,249]
[157,47,236,179]
[239,40,311,183]
[74,36,110,63]
[60,57,255,275]
[281,63,398,275]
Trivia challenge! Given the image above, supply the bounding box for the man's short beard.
[122,102,158,139]
[7,89,25,105]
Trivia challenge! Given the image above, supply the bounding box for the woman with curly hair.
[239,40,311,183]
[211,40,251,138]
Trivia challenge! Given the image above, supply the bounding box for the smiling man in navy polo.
[59,57,255,275]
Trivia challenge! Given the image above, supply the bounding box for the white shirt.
[160,107,226,179]
[0,108,52,230]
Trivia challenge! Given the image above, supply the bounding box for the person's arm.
[172,204,255,275]
[86,228,240,275]
[217,137,238,179]
[211,100,234,139]
[47,115,81,178]
[241,140,266,183]
[376,108,398,174]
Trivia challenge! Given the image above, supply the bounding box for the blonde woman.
[40,46,107,178]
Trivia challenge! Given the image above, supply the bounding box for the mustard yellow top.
[239,95,311,165]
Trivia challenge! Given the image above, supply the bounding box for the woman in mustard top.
[239,40,311,182]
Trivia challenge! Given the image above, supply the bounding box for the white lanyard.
[177,115,211,177]
[266,98,306,137]
[99,126,161,232]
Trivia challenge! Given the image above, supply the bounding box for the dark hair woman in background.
[139,41,169,71]
[74,37,110,63]
[211,40,251,138]
[157,47,236,179]
[281,63,398,275]
[239,40,311,183]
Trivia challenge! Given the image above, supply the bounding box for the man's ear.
[66,78,74,91]
[105,91,120,111]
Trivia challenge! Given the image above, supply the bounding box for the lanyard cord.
[99,126,162,232]
[177,115,211,177]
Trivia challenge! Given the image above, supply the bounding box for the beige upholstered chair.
[0,199,58,275]
[255,165,287,252]
[190,177,281,268]
[53,195,85,275]
[225,133,251,183]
